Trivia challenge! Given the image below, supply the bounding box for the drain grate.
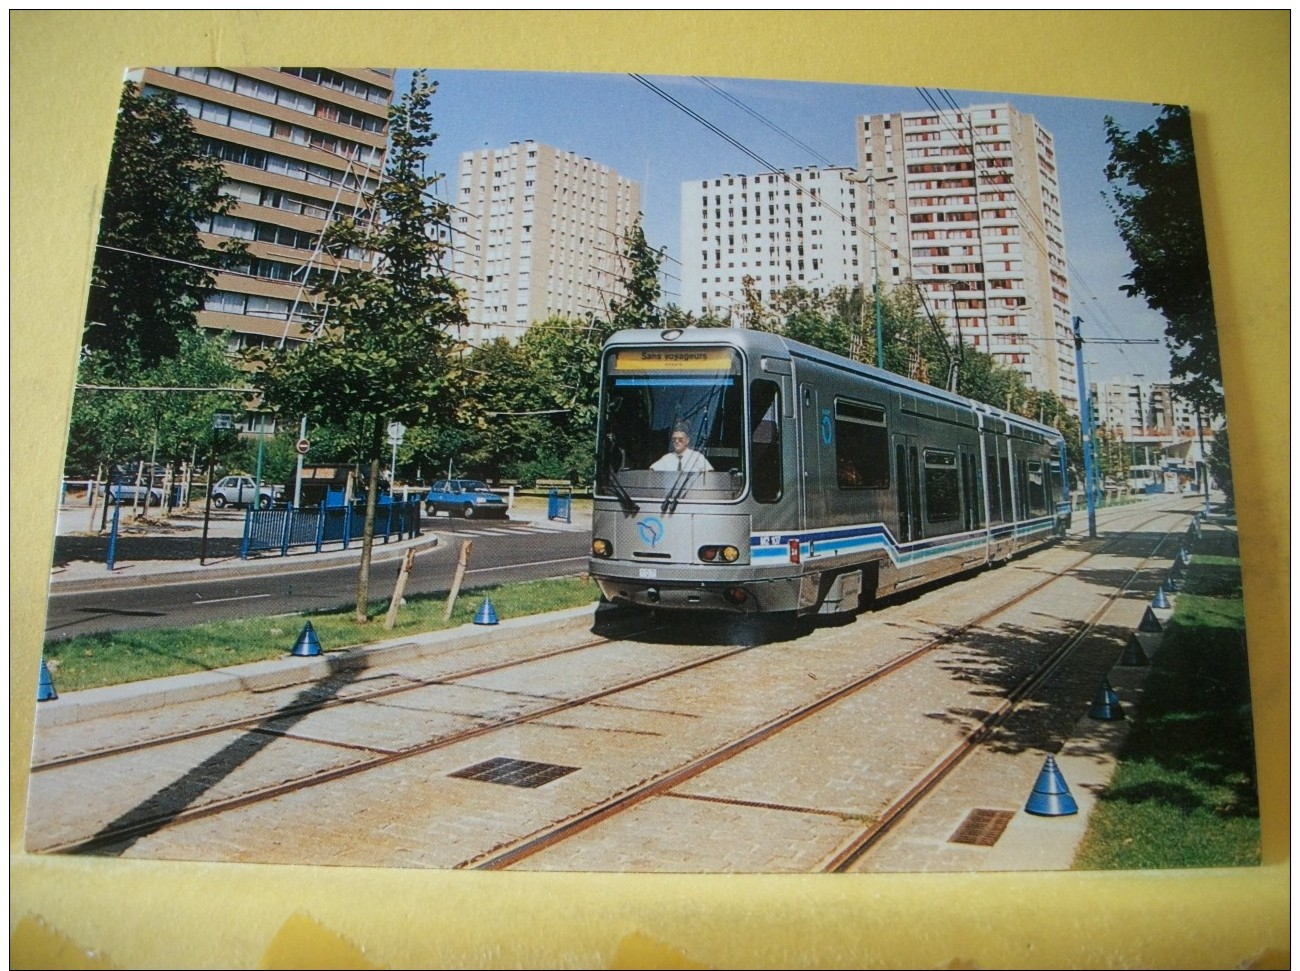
[449,757,578,789]
[949,808,1015,846]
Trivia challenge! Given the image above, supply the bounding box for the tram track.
[38,631,760,855]
[457,503,1189,870]
[31,499,1194,864]
[819,512,1182,871]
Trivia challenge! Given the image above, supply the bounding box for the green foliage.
[1074,539,1257,869]
[605,219,663,330]
[43,577,601,692]
[85,82,237,368]
[662,305,729,329]
[1208,426,1234,508]
[66,329,245,475]
[245,71,463,620]
[1105,106,1223,417]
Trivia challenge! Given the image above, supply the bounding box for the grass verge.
[43,577,601,693]
[1073,529,1260,869]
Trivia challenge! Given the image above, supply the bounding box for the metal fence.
[241,501,422,559]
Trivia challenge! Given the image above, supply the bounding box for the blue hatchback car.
[424,479,509,519]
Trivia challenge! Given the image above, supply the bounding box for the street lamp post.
[844,169,897,368]
[200,411,233,566]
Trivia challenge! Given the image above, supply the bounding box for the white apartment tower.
[680,167,864,318]
[857,103,1078,407]
[452,141,641,343]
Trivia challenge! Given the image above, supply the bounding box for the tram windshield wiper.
[661,468,697,514]
[606,470,640,514]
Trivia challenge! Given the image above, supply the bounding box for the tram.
[589,328,1071,617]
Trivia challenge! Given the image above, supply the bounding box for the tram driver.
[651,426,714,473]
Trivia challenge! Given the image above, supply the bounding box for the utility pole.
[843,169,897,368]
[1072,316,1098,538]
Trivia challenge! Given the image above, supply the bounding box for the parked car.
[99,479,164,506]
[424,479,508,518]
[210,475,284,510]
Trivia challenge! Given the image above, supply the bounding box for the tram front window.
[597,346,745,504]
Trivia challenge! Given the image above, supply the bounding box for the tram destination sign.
[613,348,733,371]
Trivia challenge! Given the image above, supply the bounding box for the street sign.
[295,438,311,455]
[386,422,406,446]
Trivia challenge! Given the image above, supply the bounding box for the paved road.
[44,517,590,640]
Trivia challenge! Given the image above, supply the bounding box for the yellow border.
[11,12,1289,968]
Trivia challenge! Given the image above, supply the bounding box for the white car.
[210,475,283,510]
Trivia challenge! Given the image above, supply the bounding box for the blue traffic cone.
[1180,546,1192,566]
[1165,571,1180,592]
[474,598,499,625]
[1087,680,1124,720]
[1152,585,1171,610]
[1119,632,1150,666]
[37,659,57,702]
[291,621,322,657]
[1138,606,1164,633]
[1025,755,1078,816]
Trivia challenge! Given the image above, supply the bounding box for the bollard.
[1119,632,1150,667]
[1025,755,1078,816]
[38,659,58,702]
[1087,680,1124,721]
[1138,606,1164,633]
[474,598,500,626]
[291,621,322,657]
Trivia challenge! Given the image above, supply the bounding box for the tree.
[248,71,464,623]
[1104,106,1222,417]
[605,219,663,330]
[85,82,237,369]
[67,329,246,478]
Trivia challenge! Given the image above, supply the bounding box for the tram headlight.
[698,545,740,563]
[591,538,613,558]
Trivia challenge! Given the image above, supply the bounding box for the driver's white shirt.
[650,448,713,472]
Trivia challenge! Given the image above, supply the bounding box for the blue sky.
[398,68,1179,383]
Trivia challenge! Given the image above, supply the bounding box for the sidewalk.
[47,495,591,593]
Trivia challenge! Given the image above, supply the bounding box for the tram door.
[893,435,921,545]
[799,383,829,527]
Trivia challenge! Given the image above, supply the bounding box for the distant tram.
[589,328,1070,617]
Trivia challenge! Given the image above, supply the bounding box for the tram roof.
[604,328,1065,441]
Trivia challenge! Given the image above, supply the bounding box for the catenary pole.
[1073,316,1098,538]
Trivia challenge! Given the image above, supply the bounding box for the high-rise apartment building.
[131,66,394,370]
[856,103,1077,407]
[451,141,641,344]
[680,167,864,317]
[1092,376,1208,448]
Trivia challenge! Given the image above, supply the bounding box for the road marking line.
[195,593,274,605]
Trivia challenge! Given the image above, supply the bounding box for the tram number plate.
[638,568,658,579]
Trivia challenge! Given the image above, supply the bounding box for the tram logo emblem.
[820,409,833,445]
[636,517,665,547]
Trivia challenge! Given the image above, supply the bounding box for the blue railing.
[240,501,422,558]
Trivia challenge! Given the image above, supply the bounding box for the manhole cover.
[449,757,578,789]
[949,808,1015,846]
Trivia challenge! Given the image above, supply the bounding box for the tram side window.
[834,399,888,489]
[1027,460,1047,515]
[923,449,959,523]
[1000,456,1013,518]
[986,453,1004,523]
[750,379,782,503]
